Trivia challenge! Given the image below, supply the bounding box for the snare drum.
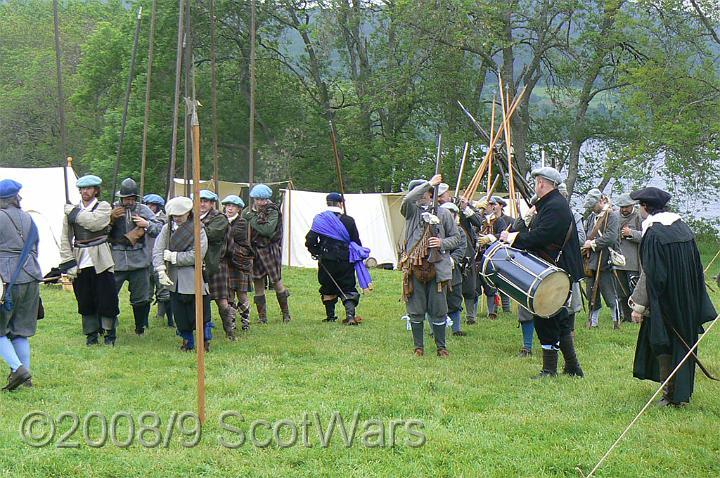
[481,242,570,318]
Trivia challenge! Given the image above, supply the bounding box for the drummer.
[499,167,585,378]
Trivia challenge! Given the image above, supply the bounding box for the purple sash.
[310,211,372,290]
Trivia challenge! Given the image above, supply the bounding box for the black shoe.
[322,316,338,322]
[86,334,100,346]
[104,337,115,346]
[135,329,145,336]
[3,365,31,391]
[466,318,477,325]
[452,331,467,336]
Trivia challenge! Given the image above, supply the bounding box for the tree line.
[1,0,719,206]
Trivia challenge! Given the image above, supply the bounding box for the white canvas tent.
[281,189,406,269]
[280,189,528,270]
[0,167,80,275]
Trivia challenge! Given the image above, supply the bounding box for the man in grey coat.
[0,180,42,390]
[109,178,161,335]
[615,193,642,322]
[399,174,462,357]
[582,188,621,328]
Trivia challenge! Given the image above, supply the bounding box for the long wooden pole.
[111,7,143,200]
[140,0,158,196]
[166,0,185,200]
[188,95,206,425]
[462,86,525,201]
[248,0,256,187]
[499,77,518,217]
[183,0,192,197]
[487,95,496,193]
[329,119,347,213]
[52,0,70,204]
[454,142,470,197]
[704,247,720,274]
[210,0,219,194]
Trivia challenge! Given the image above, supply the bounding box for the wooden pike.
[454,142,470,197]
[462,86,525,201]
[187,93,206,425]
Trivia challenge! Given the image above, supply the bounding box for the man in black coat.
[305,193,363,325]
[628,187,716,406]
[500,167,585,378]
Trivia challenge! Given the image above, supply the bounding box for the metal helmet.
[117,178,139,198]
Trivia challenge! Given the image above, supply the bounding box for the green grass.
[1,240,719,477]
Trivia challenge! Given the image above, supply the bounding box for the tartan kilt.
[207,261,230,300]
[252,241,282,282]
[228,261,252,292]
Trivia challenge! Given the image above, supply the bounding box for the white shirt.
[76,198,98,269]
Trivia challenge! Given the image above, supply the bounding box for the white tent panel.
[0,167,80,274]
[281,190,399,269]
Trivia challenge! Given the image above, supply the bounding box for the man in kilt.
[152,197,212,351]
[222,195,253,333]
[199,190,236,340]
[0,179,42,390]
[243,184,291,323]
[143,194,173,327]
[59,175,120,346]
[305,192,371,326]
[109,178,161,336]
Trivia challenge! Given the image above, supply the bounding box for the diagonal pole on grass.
[578,314,720,478]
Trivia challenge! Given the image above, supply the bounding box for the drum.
[480,242,570,318]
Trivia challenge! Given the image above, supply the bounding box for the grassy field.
[0,240,719,478]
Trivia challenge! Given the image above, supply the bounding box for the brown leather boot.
[276,289,291,323]
[220,305,237,340]
[254,295,268,324]
[657,354,680,407]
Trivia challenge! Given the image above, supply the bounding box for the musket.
[428,134,443,264]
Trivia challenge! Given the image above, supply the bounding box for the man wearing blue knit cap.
[0,179,42,390]
[243,184,292,323]
[60,175,120,346]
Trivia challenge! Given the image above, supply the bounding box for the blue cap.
[326,192,343,202]
[142,193,165,206]
[221,195,245,208]
[249,184,272,199]
[0,179,22,199]
[76,175,102,188]
[199,190,218,201]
